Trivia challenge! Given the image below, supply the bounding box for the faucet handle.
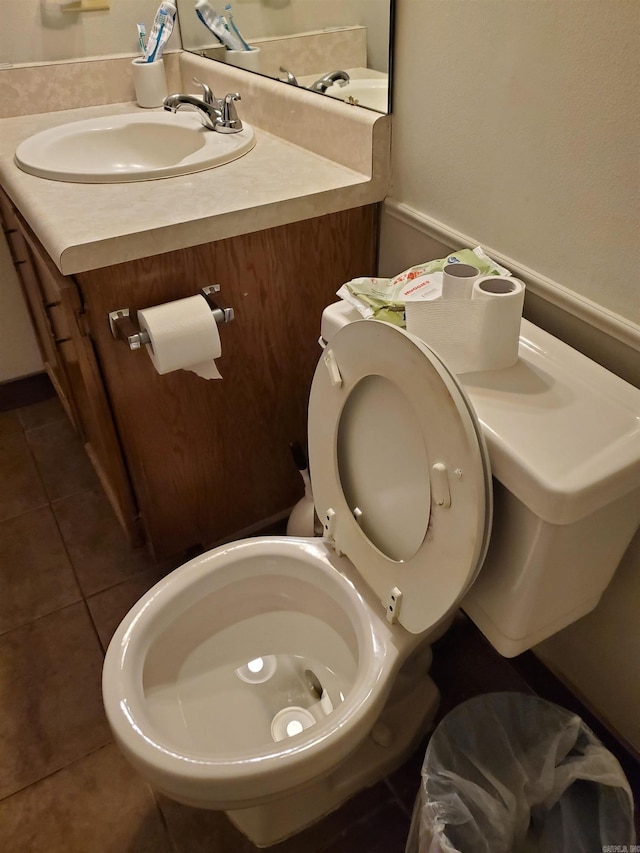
[219,93,243,132]
[192,77,216,105]
[279,66,299,86]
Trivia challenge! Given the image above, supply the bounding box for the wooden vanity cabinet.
[2,190,378,559]
[0,187,141,543]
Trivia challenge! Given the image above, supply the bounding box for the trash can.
[406,692,635,853]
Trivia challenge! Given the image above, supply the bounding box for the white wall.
[0,236,42,382]
[387,0,639,322]
[381,0,640,751]
[1,0,175,65]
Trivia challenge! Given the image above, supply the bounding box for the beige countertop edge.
[62,182,385,276]
[0,102,389,275]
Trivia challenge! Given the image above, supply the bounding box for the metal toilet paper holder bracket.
[108,285,234,351]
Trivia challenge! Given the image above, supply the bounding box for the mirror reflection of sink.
[298,68,389,113]
[327,79,388,113]
[14,110,256,183]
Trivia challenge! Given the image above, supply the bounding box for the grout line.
[17,409,67,434]
[0,598,86,637]
[0,592,84,640]
[46,485,108,654]
[0,498,51,527]
[383,776,414,820]
[152,791,182,853]
[0,741,113,804]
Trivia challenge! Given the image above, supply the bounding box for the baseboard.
[0,372,54,411]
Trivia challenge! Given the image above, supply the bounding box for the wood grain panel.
[77,206,378,558]
[0,187,77,427]
[18,215,141,545]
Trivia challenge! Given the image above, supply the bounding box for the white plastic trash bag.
[406,692,635,853]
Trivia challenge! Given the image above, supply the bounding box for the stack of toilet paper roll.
[405,264,525,374]
[137,295,223,380]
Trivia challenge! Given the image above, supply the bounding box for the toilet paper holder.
[108,285,234,351]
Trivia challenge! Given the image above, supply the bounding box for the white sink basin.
[14,110,256,183]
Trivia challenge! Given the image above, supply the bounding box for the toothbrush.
[144,1,177,63]
[224,3,250,50]
[136,22,146,55]
[195,0,243,51]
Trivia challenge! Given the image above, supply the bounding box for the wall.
[386,0,638,324]
[0,233,42,382]
[0,0,174,65]
[381,0,640,752]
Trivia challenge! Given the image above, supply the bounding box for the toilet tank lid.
[460,320,640,525]
[320,303,640,526]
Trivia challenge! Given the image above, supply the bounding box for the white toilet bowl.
[103,536,439,843]
[103,313,640,847]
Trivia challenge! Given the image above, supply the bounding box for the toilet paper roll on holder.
[108,285,234,351]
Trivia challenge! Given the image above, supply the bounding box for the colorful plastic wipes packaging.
[337,248,526,374]
[337,247,511,326]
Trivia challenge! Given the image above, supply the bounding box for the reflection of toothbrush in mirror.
[137,22,146,55]
[224,2,251,50]
[195,0,243,50]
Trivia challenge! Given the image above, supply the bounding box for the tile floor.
[0,389,637,851]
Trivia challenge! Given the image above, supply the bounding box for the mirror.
[176,0,395,113]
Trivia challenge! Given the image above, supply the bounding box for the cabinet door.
[0,188,78,424]
[78,207,379,558]
[16,213,141,545]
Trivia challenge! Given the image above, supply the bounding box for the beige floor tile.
[87,564,175,651]
[52,487,159,596]
[17,395,68,432]
[157,794,259,853]
[0,429,48,522]
[158,780,395,853]
[0,505,81,635]
[26,418,98,501]
[0,410,23,438]
[0,744,173,853]
[0,602,111,799]
[320,801,411,853]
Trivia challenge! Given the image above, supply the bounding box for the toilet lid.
[308,320,492,634]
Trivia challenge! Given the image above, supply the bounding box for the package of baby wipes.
[337,246,511,325]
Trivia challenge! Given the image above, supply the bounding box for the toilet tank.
[320,303,640,658]
[458,320,640,656]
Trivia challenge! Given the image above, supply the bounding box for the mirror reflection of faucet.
[308,70,350,94]
[163,77,244,132]
[278,68,351,96]
[278,66,299,86]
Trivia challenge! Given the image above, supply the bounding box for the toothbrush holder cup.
[225,47,261,73]
[132,57,168,108]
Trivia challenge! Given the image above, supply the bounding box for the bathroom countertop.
[0,100,389,275]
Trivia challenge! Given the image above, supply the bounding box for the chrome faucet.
[279,66,299,86]
[163,78,243,133]
[308,70,350,94]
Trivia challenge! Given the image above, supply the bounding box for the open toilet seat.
[102,319,493,827]
[309,319,492,633]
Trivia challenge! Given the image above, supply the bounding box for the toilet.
[102,305,640,847]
